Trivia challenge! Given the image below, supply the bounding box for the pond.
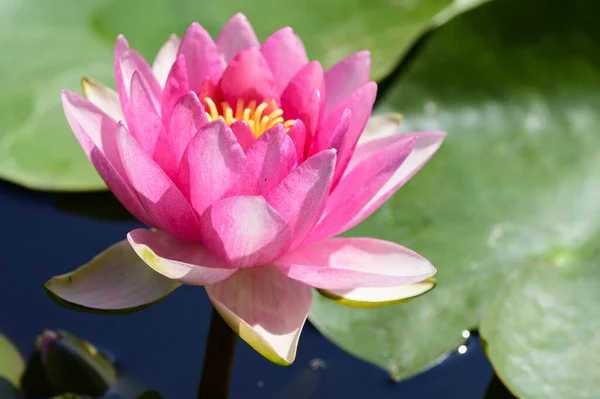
[2,180,493,397]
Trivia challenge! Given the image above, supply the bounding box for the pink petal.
[287,120,306,163]
[116,123,201,240]
[114,36,162,127]
[230,120,255,151]
[341,131,447,227]
[129,71,164,156]
[166,91,208,165]
[307,135,416,242]
[280,61,325,120]
[275,238,436,289]
[152,137,179,180]
[219,47,278,104]
[81,77,124,123]
[317,82,377,177]
[178,120,257,216]
[178,22,223,92]
[62,91,119,164]
[160,54,190,126]
[260,28,308,94]
[299,89,321,156]
[200,196,292,268]
[321,108,351,188]
[245,125,297,194]
[152,34,181,88]
[61,91,151,225]
[205,266,312,365]
[216,13,259,66]
[127,228,237,285]
[266,150,336,248]
[357,113,403,145]
[318,278,436,308]
[45,240,179,312]
[323,51,371,115]
[350,130,445,172]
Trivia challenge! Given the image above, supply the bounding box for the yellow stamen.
[203,97,219,120]
[202,97,294,138]
[235,99,244,119]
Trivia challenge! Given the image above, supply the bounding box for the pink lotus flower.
[50,14,445,365]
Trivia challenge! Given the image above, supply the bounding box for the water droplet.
[458,345,467,354]
[462,330,470,339]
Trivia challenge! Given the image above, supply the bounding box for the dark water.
[1,181,493,398]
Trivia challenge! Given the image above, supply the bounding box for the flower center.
[202,97,295,138]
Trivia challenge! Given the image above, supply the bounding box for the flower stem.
[197,306,237,399]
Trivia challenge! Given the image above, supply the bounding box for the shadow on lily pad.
[484,374,518,399]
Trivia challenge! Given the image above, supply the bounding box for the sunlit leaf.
[310,0,600,386]
[481,258,600,399]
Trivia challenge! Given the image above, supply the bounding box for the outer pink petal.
[275,238,436,289]
[230,120,255,151]
[318,278,436,308]
[245,125,297,194]
[216,13,260,66]
[81,77,124,124]
[317,82,377,176]
[116,124,201,240]
[266,150,336,248]
[357,113,403,145]
[178,120,257,216]
[205,266,312,365]
[287,120,306,163]
[127,228,236,285]
[260,28,308,94]
[152,34,181,88]
[323,51,371,116]
[349,131,446,173]
[45,240,179,312]
[129,71,164,156]
[166,91,208,165]
[219,47,279,104]
[61,91,151,225]
[178,22,223,92]
[307,136,416,242]
[200,196,292,268]
[161,54,190,126]
[280,61,325,120]
[340,131,447,228]
[114,36,162,127]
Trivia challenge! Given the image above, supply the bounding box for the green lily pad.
[0,0,488,191]
[94,0,490,80]
[0,1,112,191]
[310,0,600,385]
[0,333,24,390]
[481,255,600,399]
